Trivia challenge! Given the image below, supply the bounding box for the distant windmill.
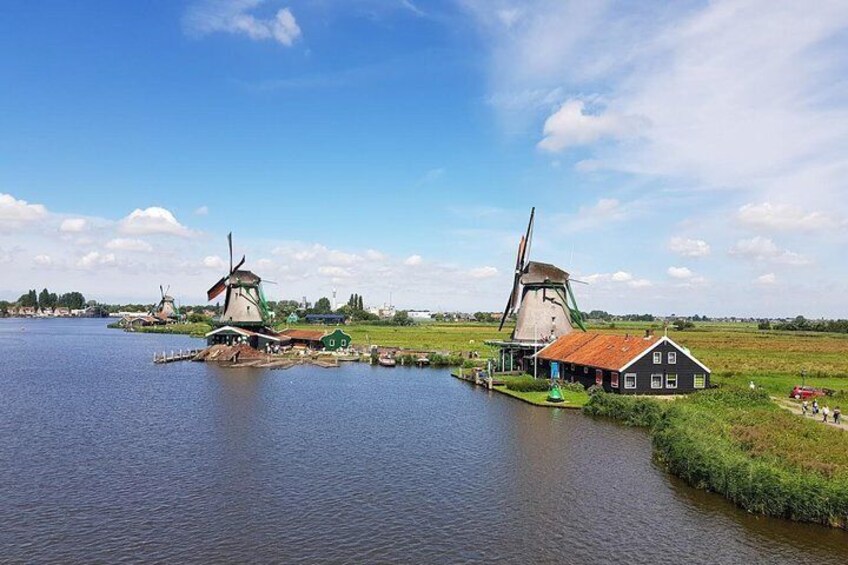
[498,207,586,343]
[153,285,178,321]
[206,233,271,328]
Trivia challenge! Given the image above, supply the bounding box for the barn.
[537,331,710,395]
[321,328,352,351]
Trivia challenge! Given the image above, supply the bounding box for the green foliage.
[312,297,332,314]
[584,388,848,528]
[187,312,211,324]
[583,392,665,427]
[474,311,495,323]
[673,319,695,331]
[504,376,551,392]
[757,319,772,330]
[772,316,848,333]
[391,310,413,326]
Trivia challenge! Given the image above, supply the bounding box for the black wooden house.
[537,332,710,395]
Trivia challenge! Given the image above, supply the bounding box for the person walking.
[833,407,841,425]
[822,406,830,423]
[813,399,819,415]
[802,400,809,416]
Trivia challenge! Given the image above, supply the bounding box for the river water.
[1,318,846,564]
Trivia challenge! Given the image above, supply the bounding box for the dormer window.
[653,352,662,364]
[668,352,677,364]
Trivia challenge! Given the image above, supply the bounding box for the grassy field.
[586,321,848,395]
[279,322,506,356]
[584,389,848,528]
[493,385,589,408]
[130,319,848,396]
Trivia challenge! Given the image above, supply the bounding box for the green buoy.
[547,383,565,403]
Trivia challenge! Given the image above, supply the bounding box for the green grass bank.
[584,388,848,529]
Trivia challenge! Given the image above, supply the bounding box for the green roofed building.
[321,328,352,351]
[286,312,299,324]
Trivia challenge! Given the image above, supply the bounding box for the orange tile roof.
[280,329,326,341]
[538,332,659,371]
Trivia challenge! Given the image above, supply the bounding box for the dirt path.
[773,397,847,431]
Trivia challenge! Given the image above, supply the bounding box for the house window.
[668,351,677,364]
[329,340,335,346]
[624,373,637,389]
[611,372,619,388]
[653,351,662,364]
[666,374,678,389]
[694,374,706,388]
[651,374,663,389]
[570,364,575,372]
[595,369,603,386]
[584,366,589,374]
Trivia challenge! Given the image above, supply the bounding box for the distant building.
[321,329,352,351]
[304,314,346,325]
[537,331,710,395]
[206,325,288,350]
[407,310,432,320]
[279,328,327,349]
[368,304,396,319]
[286,312,300,324]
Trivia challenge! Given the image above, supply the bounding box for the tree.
[313,297,332,314]
[391,310,413,326]
[57,292,86,310]
[474,311,494,323]
[38,288,57,310]
[757,319,771,330]
[672,319,694,331]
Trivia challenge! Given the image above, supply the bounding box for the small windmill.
[498,207,586,343]
[207,233,271,328]
[153,285,178,321]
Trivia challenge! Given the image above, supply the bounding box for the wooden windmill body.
[498,208,585,345]
[207,233,270,328]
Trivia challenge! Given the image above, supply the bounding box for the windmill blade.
[207,276,227,301]
[227,232,233,274]
[498,289,516,331]
[570,279,589,285]
[231,255,245,274]
[519,207,535,270]
[159,285,164,299]
[262,279,279,285]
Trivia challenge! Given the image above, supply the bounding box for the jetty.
[154,349,203,364]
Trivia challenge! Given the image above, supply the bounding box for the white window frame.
[666,373,678,389]
[584,366,589,374]
[694,374,706,389]
[329,339,335,346]
[611,372,619,388]
[653,351,662,364]
[595,369,603,386]
[651,373,663,389]
[624,373,637,389]
[668,351,677,364]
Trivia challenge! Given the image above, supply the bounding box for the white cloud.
[194,205,209,216]
[562,198,629,232]
[667,266,693,279]
[668,237,711,257]
[737,202,838,232]
[365,249,386,261]
[76,251,116,269]
[0,193,47,228]
[106,238,153,252]
[33,254,52,266]
[59,218,88,233]
[184,1,301,46]
[538,99,646,152]
[404,254,423,266]
[729,236,811,266]
[318,266,352,278]
[611,271,632,282]
[203,255,227,269]
[469,266,498,279]
[756,273,777,285]
[628,278,652,288]
[497,8,523,28]
[119,207,192,237]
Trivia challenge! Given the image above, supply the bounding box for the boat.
[378,356,397,367]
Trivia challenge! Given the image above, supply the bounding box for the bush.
[559,381,586,393]
[583,392,665,428]
[504,376,551,392]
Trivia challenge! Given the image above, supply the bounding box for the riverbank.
[583,388,848,529]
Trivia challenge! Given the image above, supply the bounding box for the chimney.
[644,329,654,339]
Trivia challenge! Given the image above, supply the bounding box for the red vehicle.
[790,385,826,400]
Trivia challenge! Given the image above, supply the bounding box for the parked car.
[790,385,827,400]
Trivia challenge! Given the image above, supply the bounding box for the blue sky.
[2,0,847,316]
